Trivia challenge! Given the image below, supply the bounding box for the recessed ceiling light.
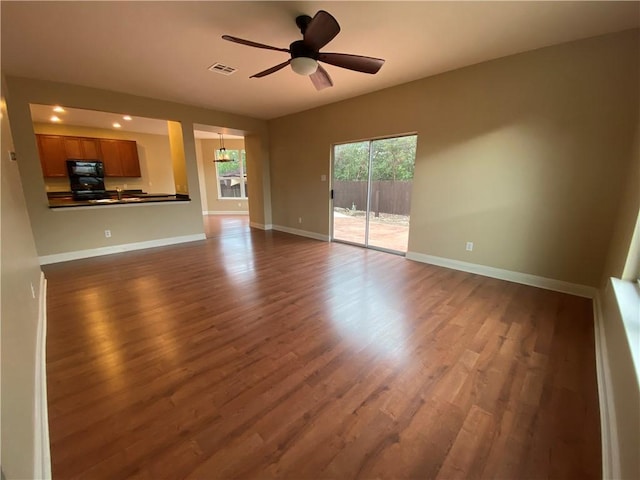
[50,116,61,122]
[122,115,132,121]
[113,122,122,128]
[53,106,65,113]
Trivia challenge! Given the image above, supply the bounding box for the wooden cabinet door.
[63,137,83,160]
[98,139,124,176]
[80,138,100,159]
[118,140,141,177]
[37,135,67,177]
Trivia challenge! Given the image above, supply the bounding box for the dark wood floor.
[43,216,601,479]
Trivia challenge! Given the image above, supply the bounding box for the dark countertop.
[48,191,191,208]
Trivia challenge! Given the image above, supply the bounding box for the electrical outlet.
[321,174,327,181]
[105,229,112,238]
[466,241,474,251]
[8,151,16,162]
[298,217,303,224]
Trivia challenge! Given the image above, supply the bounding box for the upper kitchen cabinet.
[36,134,141,178]
[118,140,141,177]
[37,134,102,177]
[80,137,100,159]
[37,134,67,177]
[99,139,141,177]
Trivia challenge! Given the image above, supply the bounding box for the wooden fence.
[333,181,412,216]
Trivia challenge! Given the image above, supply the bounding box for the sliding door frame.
[330,132,418,255]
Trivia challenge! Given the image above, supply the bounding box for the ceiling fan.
[222,10,385,90]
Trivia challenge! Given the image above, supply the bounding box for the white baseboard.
[33,271,51,479]
[272,224,330,242]
[592,292,619,480]
[405,252,596,298]
[204,211,249,215]
[38,233,206,265]
[250,222,273,230]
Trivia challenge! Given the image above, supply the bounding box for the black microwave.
[67,159,104,177]
[67,160,106,198]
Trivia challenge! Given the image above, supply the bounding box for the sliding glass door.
[332,141,370,246]
[332,135,417,253]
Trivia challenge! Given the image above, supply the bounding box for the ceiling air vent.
[208,63,237,75]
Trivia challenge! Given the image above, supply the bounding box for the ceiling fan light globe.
[290,57,318,76]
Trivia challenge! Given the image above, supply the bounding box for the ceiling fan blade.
[222,35,289,53]
[309,64,333,91]
[318,52,385,74]
[250,60,291,78]
[303,10,340,51]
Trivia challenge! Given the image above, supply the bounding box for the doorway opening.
[331,134,417,253]
[193,124,249,239]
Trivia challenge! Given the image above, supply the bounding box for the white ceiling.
[2,1,639,121]
[29,103,244,139]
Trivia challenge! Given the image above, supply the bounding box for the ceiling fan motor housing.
[289,40,317,60]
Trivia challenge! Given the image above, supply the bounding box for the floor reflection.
[207,214,260,300]
[204,213,250,239]
[325,250,409,363]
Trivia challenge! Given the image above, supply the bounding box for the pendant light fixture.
[214,133,232,162]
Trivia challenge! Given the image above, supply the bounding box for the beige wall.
[268,29,640,287]
[4,76,269,257]
[1,81,44,479]
[197,138,249,213]
[601,122,640,284]
[33,122,176,194]
[598,102,639,480]
[194,138,208,212]
[245,133,272,227]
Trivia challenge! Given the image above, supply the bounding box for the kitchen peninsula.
[48,190,190,208]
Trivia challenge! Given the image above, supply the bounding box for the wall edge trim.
[204,211,249,215]
[33,271,51,479]
[405,252,596,298]
[249,222,272,230]
[38,233,206,265]
[272,224,330,242]
[592,292,620,480]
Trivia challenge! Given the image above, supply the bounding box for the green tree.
[333,136,416,181]
[215,150,246,176]
[334,141,369,181]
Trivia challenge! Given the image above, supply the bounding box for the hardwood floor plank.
[436,404,496,480]
[43,215,602,479]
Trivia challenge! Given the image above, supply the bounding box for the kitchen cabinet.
[117,140,141,177]
[62,137,83,159]
[37,135,67,177]
[37,134,101,177]
[36,134,140,178]
[98,139,140,177]
[80,138,100,159]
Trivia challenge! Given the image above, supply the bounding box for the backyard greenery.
[215,149,246,175]
[333,135,417,181]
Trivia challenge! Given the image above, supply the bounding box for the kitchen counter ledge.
[49,194,191,209]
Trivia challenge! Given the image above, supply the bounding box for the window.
[215,149,248,199]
